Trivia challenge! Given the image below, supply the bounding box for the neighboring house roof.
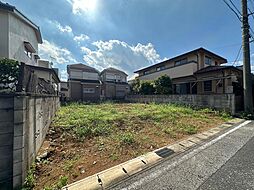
[194,65,241,75]
[67,63,100,73]
[134,47,228,73]
[101,67,128,76]
[0,1,43,43]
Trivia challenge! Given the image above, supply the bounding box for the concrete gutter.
[62,118,244,190]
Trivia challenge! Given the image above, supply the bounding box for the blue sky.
[4,0,254,80]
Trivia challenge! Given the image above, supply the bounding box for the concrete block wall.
[0,94,60,189]
[0,95,14,190]
[126,94,236,115]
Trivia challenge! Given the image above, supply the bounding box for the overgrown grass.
[52,102,231,143]
[22,164,36,190]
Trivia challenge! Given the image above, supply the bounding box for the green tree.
[0,58,20,91]
[139,81,155,95]
[130,78,140,94]
[154,75,172,95]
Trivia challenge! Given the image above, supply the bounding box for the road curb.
[62,118,245,190]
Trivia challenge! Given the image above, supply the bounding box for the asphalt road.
[111,121,254,190]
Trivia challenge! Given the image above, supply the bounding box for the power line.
[232,45,243,66]
[229,0,242,15]
[222,0,242,21]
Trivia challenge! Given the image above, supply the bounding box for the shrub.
[154,75,172,95]
[0,58,20,91]
[139,81,155,95]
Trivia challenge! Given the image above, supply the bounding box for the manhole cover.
[155,147,175,158]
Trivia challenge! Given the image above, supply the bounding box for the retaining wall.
[0,93,60,189]
[126,94,236,114]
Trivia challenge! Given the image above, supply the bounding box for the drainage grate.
[155,147,175,158]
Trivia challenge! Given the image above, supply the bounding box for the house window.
[175,58,187,66]
[83,88,95,94]
[204,80,212,92]
[205,56,212,65]
[156,65,165,71]
[144,70,150,75]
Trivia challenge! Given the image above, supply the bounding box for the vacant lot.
[33,102,230,189]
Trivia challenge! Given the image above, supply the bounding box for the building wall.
[8,14,39,65]
[137,50,225,81]
[0,94,60,189]
[0,11,9,58]
[82,83,101,101]
[126,94,236,114]
[69,81,82,101]
[101,71,127,83]
[139,62,198,81]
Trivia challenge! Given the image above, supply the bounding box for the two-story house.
[67,64,130,101]
[0,1,42,65]
[100,67,130,99]
[135,47,243,95]
[67,63,101,101]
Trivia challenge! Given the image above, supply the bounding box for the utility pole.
[241,0,253,113]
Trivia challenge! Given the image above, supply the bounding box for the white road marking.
[121,120,252,190]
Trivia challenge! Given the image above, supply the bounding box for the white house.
[0,1,42,65]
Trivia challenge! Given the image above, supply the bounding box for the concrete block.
[187,136,202,144]
[0,110,13,122]
[121,158,146,176]
[13,174,22,190]
[0,145,12,160]
[0,156,13,171]
[140,152,162,165]
[14,110,26,124]
[0,169,12,182]
[14,123,25,137]
[0,122,13,135]
[167,143,186,153]
[0,179,12,190]
[63,175,101,190]
[13,136,24,150]
[14,97,27,110]
[194,133,209,140]
[13,161,22,177]
[0,133,13,146]
[98,165,127,188]
[0,98,13,109]
[13,148,23,163]
[178,140,196,148]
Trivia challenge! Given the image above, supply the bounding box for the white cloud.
[60,70,68,81]
[39,40,77,64]
[67,0,98,15]
[74,34,90,44]
[80,40,164,78]
[50,20,73,33]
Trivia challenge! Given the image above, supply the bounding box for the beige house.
[67,64,101,101]
[0,1,42,65]
[100,68,130,99]
[135,47,243,95]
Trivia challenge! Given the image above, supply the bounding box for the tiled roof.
[194,66,241,74]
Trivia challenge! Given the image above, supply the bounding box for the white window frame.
[83,88,95,94]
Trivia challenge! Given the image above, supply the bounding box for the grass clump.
[118,132,135,145]
[22,164,36,190]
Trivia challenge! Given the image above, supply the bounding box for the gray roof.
[0,1,42,43]
[68,63,100,73]
[101,67,128,76]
